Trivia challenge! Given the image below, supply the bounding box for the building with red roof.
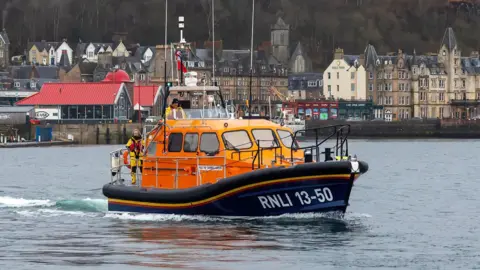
[133,85,162,111]
[15,82,132,121]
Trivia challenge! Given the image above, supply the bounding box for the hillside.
[2,0,480,68]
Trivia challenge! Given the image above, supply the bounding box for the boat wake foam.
[0,196,54,208]
[0,196,107,212]
[1,196,371,222]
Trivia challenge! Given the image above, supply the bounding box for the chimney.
[98,52,112,68]
[359,54,365,67]
[334,48,344,60]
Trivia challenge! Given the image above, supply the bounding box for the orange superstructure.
[140,118,305,190]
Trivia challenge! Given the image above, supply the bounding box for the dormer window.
[443,50,446,56]
[14,81,20,88]
[140,74,146,81]
[376,59,380,66]
[30,81,36,89]
[88,51,94,58]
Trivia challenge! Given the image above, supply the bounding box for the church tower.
[270,17,289,65]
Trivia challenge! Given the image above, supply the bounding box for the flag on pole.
[175,50,187,73]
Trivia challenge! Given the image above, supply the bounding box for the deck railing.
[109,148,230,188]
[290,124,351,162]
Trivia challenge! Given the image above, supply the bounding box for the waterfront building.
[132,85,162,121]
[288,72,323,100]
[337,100,375,120]
[282,101,338,120]
[323,48,366,101]
[15,82,132,122]
[362,46,413,121]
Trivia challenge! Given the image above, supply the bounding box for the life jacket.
[165,106,185,119]
[127,136,144,156]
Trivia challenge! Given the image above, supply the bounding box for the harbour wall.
[47,123,141,144]
[4,119,480,146]
[306,119,480,138]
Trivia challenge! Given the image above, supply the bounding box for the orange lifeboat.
[103,85,369,217]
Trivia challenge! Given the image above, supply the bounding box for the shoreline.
[0,141,78,148]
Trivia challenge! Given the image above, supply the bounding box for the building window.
[328,72,331,79]
[369,83,373,91]
[336,72,339,79]
[140,74,146,81]
[439,93,445,101]
[88,51,94,58]
[351,72,355,79]
[30,82,36,89]
[351,83,355,92]
[369,72,373,79]
[439,79,445,88]
[439,107,444,118]
[307,80,317,87]
[420,92,426,101]
[0,50,3,58]
[337,85,339,92]
[328,85,331,94]
[421,107,427,118]
[14,81,20,88]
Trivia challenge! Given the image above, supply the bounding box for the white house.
[55,40,73,65]
[323,48,367,101]
[84,43,113,62]
[112,40,129,57]
[142,47,154,63]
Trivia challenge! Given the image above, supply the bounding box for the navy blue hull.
[108,179,354,216]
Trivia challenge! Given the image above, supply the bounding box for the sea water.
[1,140,479,269]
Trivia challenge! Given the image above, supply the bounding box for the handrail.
[290,124,351,162]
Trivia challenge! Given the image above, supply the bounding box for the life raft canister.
[122,150,131,169]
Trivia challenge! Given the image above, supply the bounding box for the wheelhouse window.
[168,133,183,152]
[222,130,252,150]
[277,129,299,149]
[184,133,199,152]
[200,133,220,154]
[252,129,279,148]
[146,142,157,156]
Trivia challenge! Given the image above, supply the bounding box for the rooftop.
[15,82,127,106]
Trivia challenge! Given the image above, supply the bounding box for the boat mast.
[162,0,168,152]
[212,0,215,86]
[248,0,254,117]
